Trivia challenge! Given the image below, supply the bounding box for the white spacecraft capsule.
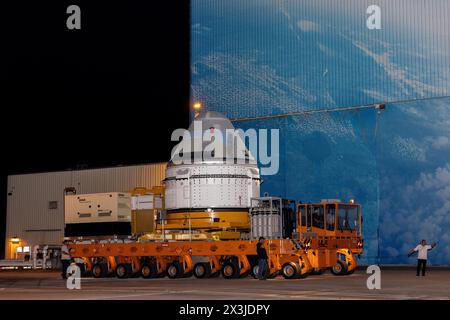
[162,111,260,231]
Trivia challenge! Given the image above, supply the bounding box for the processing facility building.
[2,1,449,266]
[4,163,165,260]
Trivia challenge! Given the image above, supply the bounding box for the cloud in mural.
[297,20,319,32]
[428,136,450,150]
[192,23,211,34]
[415,164,450,194]
[353,41,446,97]
[191,0,450,264]
[381,163,450,264]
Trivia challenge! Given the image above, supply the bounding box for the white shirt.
[61,245,71,260]
[414,244,432,260]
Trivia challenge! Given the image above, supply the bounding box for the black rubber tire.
[193,262,212,279]
[331,260,348,276]
[250,265,259,279]
[115,263,131,279]
[141,263,157,279]
[166,262,184,279]
[281,262,300,279]
[251,262,270,279]
[221,261,240,279]
[92,263,107,278]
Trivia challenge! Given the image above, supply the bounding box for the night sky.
[0,1,190,258]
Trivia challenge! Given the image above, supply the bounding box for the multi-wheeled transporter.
[66,112,363,279]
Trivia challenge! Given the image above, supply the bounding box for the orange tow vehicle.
[67,198,362,280]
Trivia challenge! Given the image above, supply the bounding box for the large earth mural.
[191,0,450,264]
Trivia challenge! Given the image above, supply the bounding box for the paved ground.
[0,268,449,300]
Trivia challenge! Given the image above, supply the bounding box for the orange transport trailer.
[67,200,363,280]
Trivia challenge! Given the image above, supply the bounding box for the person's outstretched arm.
[408,245,419,257]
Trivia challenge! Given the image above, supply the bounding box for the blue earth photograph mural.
[190,0,450,264]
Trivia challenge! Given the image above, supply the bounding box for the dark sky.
[0,1,190,258]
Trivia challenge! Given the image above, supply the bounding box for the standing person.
[74,257,85,276]
[408,239,437,276]
[60,241,71,279]
[256,237,268,280]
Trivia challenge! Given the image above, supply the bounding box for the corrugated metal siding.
[71,164,166,194]
[6,171,72,258]
[5,163,166,258]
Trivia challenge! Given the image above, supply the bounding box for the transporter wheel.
[166,262,184,279]
[140,263,157,279]
[281,262,300,279]
[251,265,260,279]
[193,263,211,279]
[251,264,270,279]
[221,262,240,279]
[115,263,132,279]
[331,260,348,276]
[92,263,108,278]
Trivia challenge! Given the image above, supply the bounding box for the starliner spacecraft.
[161,111,261,234]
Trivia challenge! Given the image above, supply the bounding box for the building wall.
[5,163,166,259]
[191,0,450,264]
